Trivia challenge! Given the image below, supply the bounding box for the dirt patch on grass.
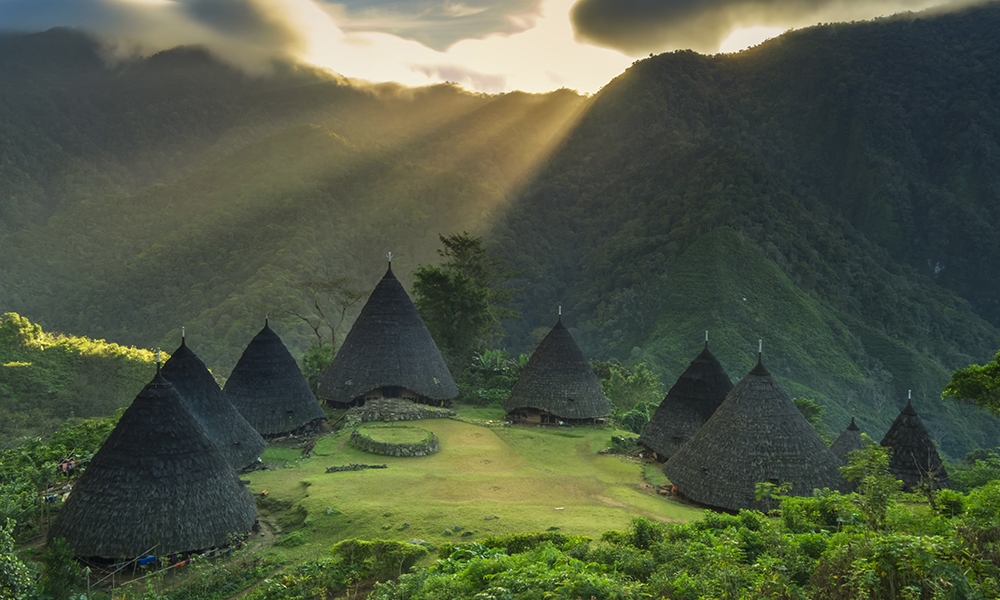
[593,496,627,508]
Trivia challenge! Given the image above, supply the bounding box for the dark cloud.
[0,0,126,33]
[569,0,950,55]
[185,0,298,47]
[0,0,305,71]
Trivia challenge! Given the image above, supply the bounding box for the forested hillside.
[0,29,586,372]
[493,4,1000,455]
[0,313,155,442]
[3,5,1000,455]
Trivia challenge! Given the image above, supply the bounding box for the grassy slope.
[246,416,701,562]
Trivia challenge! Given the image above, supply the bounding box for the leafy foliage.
[0,519,31,600]
[793,397,830,442]
[841,444,903,533]
[948,448,1000,492]
[592,361,662,432]
[594,361,663,413]
[329,538,428,581]
[39,538,81,600]
[299,344,334,395]
[413,233,522,371]
[943,350,1000,415]
[458,348,526,406]
[367,491,1000,600]
[0,411,120,539]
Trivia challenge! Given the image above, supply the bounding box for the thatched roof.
[638,342,733,459]
[829,417,866,463]
[225,321,327,437]
[48,369,257,559]
[504,316,611,420]
[663,356,849,512]
[317,264,458,404]
[161,337,266,469]
[881,399,950,491]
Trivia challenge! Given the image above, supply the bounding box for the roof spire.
[758,339,763,363]
[181,326,186,346]
[265,313,268,327]
[156,347,162,376]
[705,330,709,349]
[387,251,393,263]
[848,416,859,430]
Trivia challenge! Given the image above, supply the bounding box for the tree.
[942,351,1000,415]
[279,278,367,350]
[593,360,663,413]
[412,233,521,369]
[792,397,829,443]
[840,444,902,533]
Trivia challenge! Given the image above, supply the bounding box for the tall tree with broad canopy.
[412,233,521,370]
[943,351,1000,415]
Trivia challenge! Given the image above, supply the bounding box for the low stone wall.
[346,398,454,427]
[350,427,441,457]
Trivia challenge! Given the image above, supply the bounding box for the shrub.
[40,538,81,600]
[1,519,32,599]
[697,510,742,531]
[935,489,965,517]
[478,531,591,554]
[330,538,428,580]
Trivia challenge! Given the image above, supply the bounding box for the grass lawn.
[245,415,703,562]
[355,424,434,444]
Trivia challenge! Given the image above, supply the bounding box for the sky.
[0,0,973,93]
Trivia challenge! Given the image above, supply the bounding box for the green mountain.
[492,4,1000,455]
[0,29,586,371]
[3,5,1000,455]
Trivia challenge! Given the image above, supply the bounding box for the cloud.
[321,0,539,51]
[0,0,633,92]
[0,0,310,71]
[411,62,507,92]
[569,0,959,55]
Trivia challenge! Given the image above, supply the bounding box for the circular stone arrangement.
[349,425,440,457]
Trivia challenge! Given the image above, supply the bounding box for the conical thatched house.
[48,368,257,560]
[504,316,611,425]
[225,320,327,437]
[663,354,849,512]
[830,417,866,463]
[317,263,458,408]
[638,340,733,460]
[881,398,950,491]
[162,335,266,470]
